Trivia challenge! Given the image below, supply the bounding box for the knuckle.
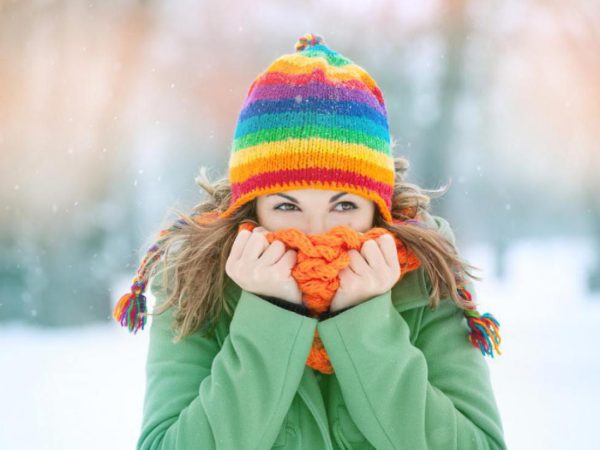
[237,229,250,240]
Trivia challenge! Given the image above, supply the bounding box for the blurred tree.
[546,0,600,293]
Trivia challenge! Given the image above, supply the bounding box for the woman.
[117,33,506,449]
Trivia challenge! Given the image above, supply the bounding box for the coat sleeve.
[316,290,506,450]
[316,215,506,449]
[136,272,319,450]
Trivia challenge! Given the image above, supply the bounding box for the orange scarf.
[237,222,421,375]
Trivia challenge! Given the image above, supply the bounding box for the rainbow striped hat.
[218,33,395,223]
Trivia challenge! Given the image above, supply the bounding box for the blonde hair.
[143,156,481,342]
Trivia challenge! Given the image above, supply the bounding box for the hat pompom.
[295,33,324,52]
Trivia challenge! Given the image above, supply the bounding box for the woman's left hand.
[329,233,402,313]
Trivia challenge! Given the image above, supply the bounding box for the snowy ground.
[1,237,599,450]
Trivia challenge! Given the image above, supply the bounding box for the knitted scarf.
[113,212,502,375]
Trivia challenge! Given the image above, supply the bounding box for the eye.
[334,201,358,212]
[273,201,358,212]
[274,203,299,211]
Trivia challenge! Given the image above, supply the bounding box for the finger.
[348,248,369,275]
[377,234,399,270]
[338,265,359,294]
[229,229,252,262]
[258,239,286,266]
[360,239,386,269]
[276,249,297,270]
[338,266,351,282]
[241,227,270,262]
[378,234,401,282]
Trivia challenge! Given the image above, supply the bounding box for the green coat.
[136,215,506,449]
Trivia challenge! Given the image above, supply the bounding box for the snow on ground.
[465,237,600,450]
[1,237,599,450]
[0,320,150,450]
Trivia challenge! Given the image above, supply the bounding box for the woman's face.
[256,189,376,235]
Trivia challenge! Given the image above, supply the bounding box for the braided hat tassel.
[112,212,222,333]
[113,277,148,333]
[457,284,502,357]
[464,308,502,357]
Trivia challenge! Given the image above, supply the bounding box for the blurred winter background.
[1,0,599,449]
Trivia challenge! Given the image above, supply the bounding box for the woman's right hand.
[225,226,304,305]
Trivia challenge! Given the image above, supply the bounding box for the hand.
[225,226,304,305]
[329,233,401,312]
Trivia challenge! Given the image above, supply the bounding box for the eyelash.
[274,201,358,212]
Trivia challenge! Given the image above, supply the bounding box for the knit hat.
[219,32,395,223]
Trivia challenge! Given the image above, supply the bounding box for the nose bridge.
[306,209,328,235]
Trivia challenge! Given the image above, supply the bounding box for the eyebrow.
[268,192,348,204]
